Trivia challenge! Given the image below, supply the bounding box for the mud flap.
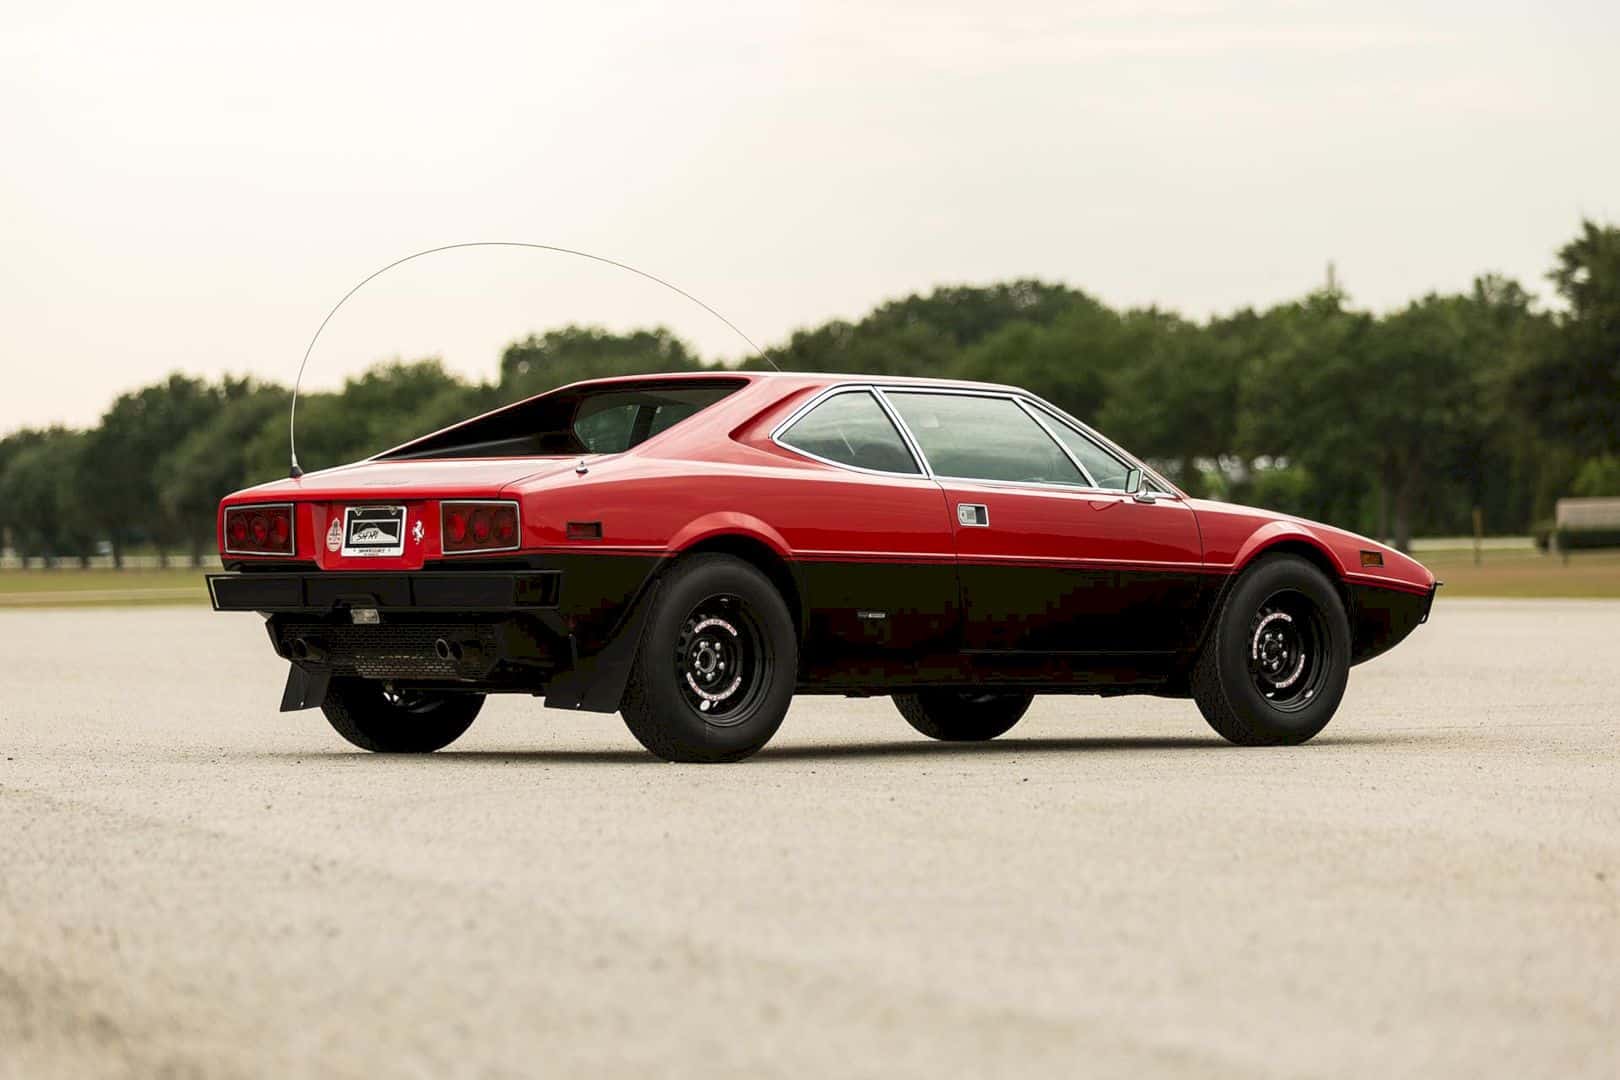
[280,663,331,712]
[543,579,660,713]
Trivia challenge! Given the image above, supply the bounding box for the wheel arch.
[1211,531,1363,664]
[1232,522,1349,581]
[1186,528,1355,666]
[666,516,803,637]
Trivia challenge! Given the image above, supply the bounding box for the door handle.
[957,503,989,527]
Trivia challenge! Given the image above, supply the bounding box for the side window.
[573,404,638,452]
[779,391,921,474]
[1042,413,1133,490]
[886,393,1083,485]
[572,394,716,453]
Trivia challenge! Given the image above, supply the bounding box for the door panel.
[768,472,963,687]
[939,482,1209,659]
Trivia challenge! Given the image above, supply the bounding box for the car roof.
[554,369,1028,396]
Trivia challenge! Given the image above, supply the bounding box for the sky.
[1,0,1615,434]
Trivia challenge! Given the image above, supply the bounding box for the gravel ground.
[1,600,1615,1078]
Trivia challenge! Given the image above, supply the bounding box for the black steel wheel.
[673,596,770,726]
[621,554,796,762]
[1191,554,1350,746]
[1247,590,1332,712]
[894,689,1033,742]
[321,678,483,753]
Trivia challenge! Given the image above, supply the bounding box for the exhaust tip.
[434,638,462,662]
[290,637,325,663]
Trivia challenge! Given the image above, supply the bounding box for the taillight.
[224,504,296,556]
[441,501,520,554]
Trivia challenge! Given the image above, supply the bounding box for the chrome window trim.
[769,386,927,479]
[878,387,1149,496]
[440,498,523,556]
[1023,399,1181,497]
[1015,398,1098,487]
[880,388,1086,489]
[223,502,297,557]
[770,380,1183,499]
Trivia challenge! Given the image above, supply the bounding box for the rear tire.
[894,690,1033,742]
[321,679,482,753]
[620,554,797,763]
[1191,554,1350,746]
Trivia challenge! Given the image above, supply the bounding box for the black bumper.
[207,571,560,613]
[210,565,660,716]
[1349,582,1438,665]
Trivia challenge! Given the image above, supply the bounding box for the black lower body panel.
[211,555,663,713]
[1349,582,1436,665]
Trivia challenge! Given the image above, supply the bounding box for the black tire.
[620,554,797,763]
[1191,554,1351,746]
[321,678,483,753]
[894,689,1033,742]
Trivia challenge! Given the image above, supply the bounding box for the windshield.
[378,379,745,460]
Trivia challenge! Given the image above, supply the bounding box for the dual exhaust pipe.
[434,638,484,665]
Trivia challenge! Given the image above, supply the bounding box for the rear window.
[380,380,745,460]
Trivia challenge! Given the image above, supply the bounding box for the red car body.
[210,371,1436,746]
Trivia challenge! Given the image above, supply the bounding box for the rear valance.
[208,571,559,613]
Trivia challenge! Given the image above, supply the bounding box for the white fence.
[1555,497,1620,531]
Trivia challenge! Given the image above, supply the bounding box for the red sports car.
[209,372,1437,761]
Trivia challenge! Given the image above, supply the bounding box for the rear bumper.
[207,571,560,613]
[210,564,659,716]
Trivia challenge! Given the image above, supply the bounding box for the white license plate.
[341,506,407,557]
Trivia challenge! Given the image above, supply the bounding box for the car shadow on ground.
[250,731,1429,766]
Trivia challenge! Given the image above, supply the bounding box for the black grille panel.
[277,621,500,679]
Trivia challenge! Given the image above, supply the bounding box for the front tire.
[620,554,797,763]
[1191,554,1351,746]
[321,679,483,753]
[894,690,1033,742]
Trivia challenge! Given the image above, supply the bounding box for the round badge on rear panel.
[326,519,342,552]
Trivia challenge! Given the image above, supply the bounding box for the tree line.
[3,221,1617,566]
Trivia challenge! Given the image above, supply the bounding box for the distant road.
[1,601,1615,1077]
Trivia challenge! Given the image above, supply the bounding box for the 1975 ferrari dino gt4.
[209,371,1437,761]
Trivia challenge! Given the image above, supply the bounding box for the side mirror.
[1125,467,1156,503]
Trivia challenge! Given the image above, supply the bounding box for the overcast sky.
[2,0,1615,433]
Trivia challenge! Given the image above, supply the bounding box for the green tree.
[245,358,485,478]
[1097,308,1246,496]
[0,428,48,557]
[0,429,96,566]
[81,375,221,566]
[1237,292,1380,533]
[955,292,1121,416]
[764,281,1090,376]
[1515,221,1620,456]
[159,379,291,563]
[500,327,700,399]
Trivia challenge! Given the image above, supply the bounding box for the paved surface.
[1,600,1615,1078]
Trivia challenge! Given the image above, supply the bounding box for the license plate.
[341,506,407,557]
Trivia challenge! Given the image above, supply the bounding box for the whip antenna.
[287,241,779,478]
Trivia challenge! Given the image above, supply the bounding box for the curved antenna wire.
[287,241,779,478]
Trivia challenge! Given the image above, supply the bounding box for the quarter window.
[572,387,735,454]
[779,391,920,474]
[1041,413,1133,490]
[886,393,1083,485]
